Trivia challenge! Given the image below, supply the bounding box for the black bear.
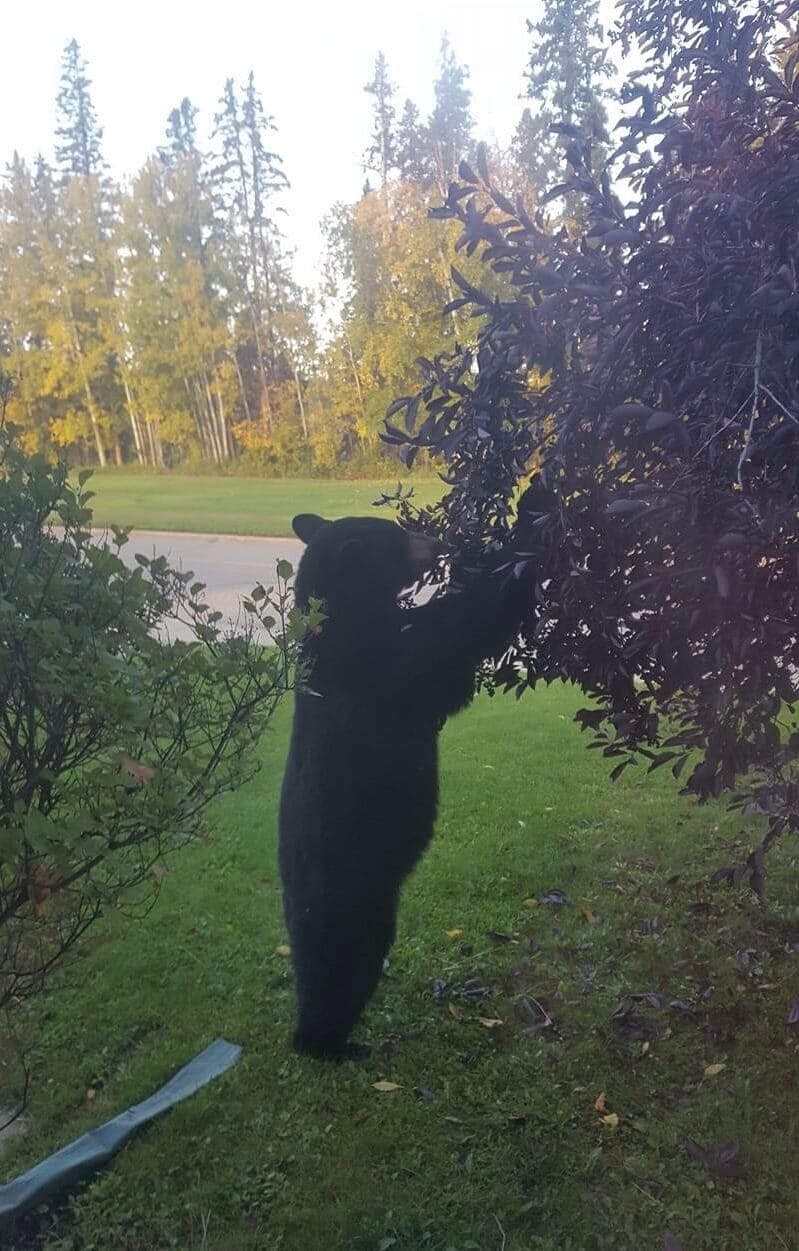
[278,512,530,1061]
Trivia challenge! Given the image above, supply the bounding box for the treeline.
[0,3,612,473]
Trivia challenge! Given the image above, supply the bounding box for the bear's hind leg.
[292,901,397,1062]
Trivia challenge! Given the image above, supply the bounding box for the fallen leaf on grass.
[448,1002,460,1019]
[522,897,539,909]
[445,928,464,939]
[274,944,291,957]
[581,903,600,924]
[478,1018,504,1029]
[85,1087,96,1101]
[594,1092,608,1114]
[539,890,569,907]
[461,979,489,1000]
[372,1081,401,1093]
[686,1137,746,1178]
[601,1113,619,1129]
[703,1062,726,1078]
[669,999,694,1015]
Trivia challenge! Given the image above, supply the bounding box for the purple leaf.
[539,890,569,906]
[669,999,694,1014]
[688,1137,745,1178]
[710,1141,746,1178]
[685,1137,709,1166]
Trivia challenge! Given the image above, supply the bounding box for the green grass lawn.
[79,471,443,537]
[3,687,798,1251]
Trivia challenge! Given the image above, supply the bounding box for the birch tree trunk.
[64,290,107,467]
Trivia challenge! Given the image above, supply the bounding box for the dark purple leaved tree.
[385,0,799,891]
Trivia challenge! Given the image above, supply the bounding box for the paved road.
[86,528,434,642]
[113,530,303,642]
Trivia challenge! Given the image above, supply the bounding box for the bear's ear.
[292,514,329,544]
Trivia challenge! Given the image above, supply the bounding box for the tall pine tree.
[214,73,290,431]
[363,52,397,189]
[519,0,613,193]
[53,38,124,464]
[428,36,473,195]
[160,97,200,163]
[396,98,429,184]
[55,39,105,182]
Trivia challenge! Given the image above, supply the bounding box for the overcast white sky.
[1,0,565,288]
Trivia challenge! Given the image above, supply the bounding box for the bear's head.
[292,514,442,613]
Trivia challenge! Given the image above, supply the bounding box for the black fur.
[278,514,529,1061]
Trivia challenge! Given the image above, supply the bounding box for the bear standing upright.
[278,513,530,1061]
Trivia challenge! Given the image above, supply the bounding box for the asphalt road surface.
[84,528,434,642]
[114,530,303,642]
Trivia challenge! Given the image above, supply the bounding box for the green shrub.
[0,396,307,1010]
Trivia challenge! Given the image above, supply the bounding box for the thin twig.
[494,1214,507,1251]
[759,383,799,427]
[669,389,753,491]
[693,390,753,460]
[524,993,555,1028]
[199,1209,212,1251]
[736,331,762,497]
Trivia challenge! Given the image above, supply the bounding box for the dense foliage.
[0,384,306,1008]
[392,0,799,887]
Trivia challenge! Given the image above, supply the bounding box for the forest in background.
[0,2,613,473]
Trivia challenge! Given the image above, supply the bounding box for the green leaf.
[24,806,58,852]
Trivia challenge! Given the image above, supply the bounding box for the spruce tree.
[55,38,105,180]
[214,73,301,434]
[396,98,429,185]
[519,0,613,191]
[363,52,397,188]
[160,97,200,164]
[428,35,473,194]
[52,41,120,464]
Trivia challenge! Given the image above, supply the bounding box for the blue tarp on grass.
[0,1037,242,1227]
